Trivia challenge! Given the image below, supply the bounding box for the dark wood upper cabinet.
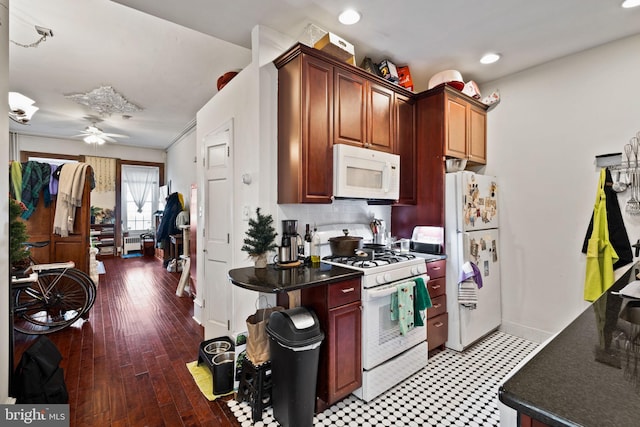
[396,93,416,205]
[442,87,488,165]
[334,68,394,153]
[276,51,334,204]
[274,43,413,204]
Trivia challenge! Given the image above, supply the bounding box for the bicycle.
[11,241,97,335]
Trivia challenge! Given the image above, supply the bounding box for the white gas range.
[319,227,430,402]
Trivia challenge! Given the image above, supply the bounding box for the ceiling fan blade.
[103,132,129,138]
[102,135,117,143]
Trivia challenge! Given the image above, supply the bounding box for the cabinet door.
[445,95,468,159]
[427,312,448,351]
[303,55,334,202]
[327,301,362,404]
[368,83,394,152]
[334,69,366,147]
[395,94,416,204]
[468,104,487,164]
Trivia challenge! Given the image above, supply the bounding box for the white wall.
[1,0,11,404]
[18,134,166,163]
[483,34,640,342]
[166,126,197,207]
[196,44,262,333]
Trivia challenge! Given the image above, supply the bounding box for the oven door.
[361,274,428,370]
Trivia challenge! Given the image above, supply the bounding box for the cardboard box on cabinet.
[378,59,399,83]
[314,32,355,65]
[397,65,414,91]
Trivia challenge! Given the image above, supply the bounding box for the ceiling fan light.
[84,134,104,144]
[622,0,640,8]
[480,53,501,64]
[338,9,361,25]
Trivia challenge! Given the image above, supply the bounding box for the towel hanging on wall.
[584,169,620,302]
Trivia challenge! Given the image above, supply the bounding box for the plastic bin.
[266,306,324,427]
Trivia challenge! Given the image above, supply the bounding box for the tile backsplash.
[277,199,390,234]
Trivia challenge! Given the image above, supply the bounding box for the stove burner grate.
[323,251,416,268]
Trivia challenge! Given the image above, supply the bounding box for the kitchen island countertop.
[499,263,640,426]
[228,262,362,293]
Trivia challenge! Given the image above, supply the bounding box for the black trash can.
[266,306,324,427]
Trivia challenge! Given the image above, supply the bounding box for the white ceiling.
[9,0,640,150]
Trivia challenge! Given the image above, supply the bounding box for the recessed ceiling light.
[338,9,361,25]
[622,0,640,8]
[480,53,501,64]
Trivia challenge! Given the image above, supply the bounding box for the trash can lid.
[266,306,324,348]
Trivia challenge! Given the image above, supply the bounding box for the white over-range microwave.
[333,144,400,201]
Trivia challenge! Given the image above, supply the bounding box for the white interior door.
[203,121,232,339]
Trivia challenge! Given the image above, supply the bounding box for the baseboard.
[192,296,204,325]
[499,321,552,344]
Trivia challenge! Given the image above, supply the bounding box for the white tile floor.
[228,331,538,427]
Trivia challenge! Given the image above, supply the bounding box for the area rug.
[186,361,234,401]
[121,252,142,259]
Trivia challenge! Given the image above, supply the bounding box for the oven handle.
[367,281,416,300]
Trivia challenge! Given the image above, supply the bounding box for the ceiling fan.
[75,124,128,145]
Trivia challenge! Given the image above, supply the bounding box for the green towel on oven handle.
[414,277,432,327]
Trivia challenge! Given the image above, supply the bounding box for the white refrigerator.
[445,171,501,351]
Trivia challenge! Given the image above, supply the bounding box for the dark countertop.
[499,263,640,426]
[228,262,363,293]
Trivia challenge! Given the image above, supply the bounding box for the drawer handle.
[433,303,442,309]
[341,287,355,293]
[431,266,441,270]
[431,285,441,289]
[434,322,444,328]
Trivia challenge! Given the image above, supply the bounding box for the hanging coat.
[582,168,633,269]
[584,169,619,302]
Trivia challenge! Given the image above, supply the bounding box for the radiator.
[123,235,141,255]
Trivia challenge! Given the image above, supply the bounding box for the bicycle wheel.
[63,267,97,314]
[13,270,91,335]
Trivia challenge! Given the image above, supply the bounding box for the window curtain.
[122,165,157,212]
[121,165,159,232]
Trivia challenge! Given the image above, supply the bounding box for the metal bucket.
[203,340,231,356]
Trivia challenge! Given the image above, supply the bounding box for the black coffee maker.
[278,220,301,263]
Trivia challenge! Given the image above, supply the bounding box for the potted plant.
[9,198,31,273]
[241,208,277,268]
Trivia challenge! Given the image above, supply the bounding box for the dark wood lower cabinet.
[427,312,448,352]
[520,413,551,427]
[299,278,362,412]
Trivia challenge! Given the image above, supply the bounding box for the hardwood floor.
[13,255,240,427]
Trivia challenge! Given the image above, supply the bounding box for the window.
[121,165,159,233]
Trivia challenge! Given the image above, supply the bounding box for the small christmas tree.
[241,208,277,267]
[10,198,30,270]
